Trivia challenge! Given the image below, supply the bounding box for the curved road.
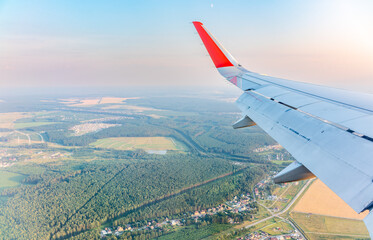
[14,130,31,145]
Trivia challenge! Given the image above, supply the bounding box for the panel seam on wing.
[247,89,373,144]
[242,74,373,114]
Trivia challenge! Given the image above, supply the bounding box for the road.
[36,132,44,142]
[280,180,312,214]
[14,130,31,145]
[245,178,312,239]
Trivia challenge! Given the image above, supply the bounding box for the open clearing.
[5,139,43,146]
[100,97,139,104]
[69,99,100,106]
[291,212,369,239]
[293,179,368,219]
[271,160,293,165]
[261,181,305,211]
[60,97,140,106]
[102,104,162,112]
[0,171,25,188]
[90,137,183,151]
[0,112,30,129]
[260,219,293,235]
[14,122,57,129]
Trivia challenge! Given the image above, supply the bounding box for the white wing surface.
[193,21,373,237]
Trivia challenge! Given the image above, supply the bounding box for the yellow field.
[0,112,30,128]
[60,97,140,106]
[293,179,368,219]
[291,212,369,239]
[90,137,180,151]
[100,97,139,104]
[69,99,100,106]
[102,104,161,112]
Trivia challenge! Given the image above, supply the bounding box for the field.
[72,99,100,106]
[291,212,369,239]
[61,97,140,106]
[102,104,163,112]
[14,122,57,129]
[0,112,30,128]
[260,219,293,235]
[99,97,139,104]
[293,179,368,219]
[271,160,293,165]
[90,137,183,151]
[261,181,305,211]
[0,171,25,188]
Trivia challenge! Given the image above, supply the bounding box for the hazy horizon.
[1,0,373,93]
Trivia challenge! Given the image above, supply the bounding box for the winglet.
[192,21,238,68]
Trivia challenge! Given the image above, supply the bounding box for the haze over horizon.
[1,0,373,93]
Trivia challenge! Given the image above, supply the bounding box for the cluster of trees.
[98,166,266,240]
[0,153,249,239]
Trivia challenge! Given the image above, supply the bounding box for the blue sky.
[1,0,372,92]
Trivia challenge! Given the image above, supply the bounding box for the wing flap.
[273,161,315,183]
[193,21,373,236]
[237,90,373,213]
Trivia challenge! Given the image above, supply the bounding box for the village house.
[170,219,181,226]
[117,226,124,232]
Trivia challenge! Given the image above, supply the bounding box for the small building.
[117,226,124,232]
[171,219,180,226]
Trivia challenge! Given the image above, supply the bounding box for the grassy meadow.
[0,171,25,188]
[290,212,369,239]
[90,137,184,151]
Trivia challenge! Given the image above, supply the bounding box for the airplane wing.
[193,21,373,236]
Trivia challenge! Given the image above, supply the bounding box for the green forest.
[0,95,288,240]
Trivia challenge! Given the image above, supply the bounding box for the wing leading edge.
[193,21,373,237]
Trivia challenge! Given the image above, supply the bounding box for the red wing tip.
[192,21,203,26]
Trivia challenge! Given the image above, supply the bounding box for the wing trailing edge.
[193,21,373,238]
